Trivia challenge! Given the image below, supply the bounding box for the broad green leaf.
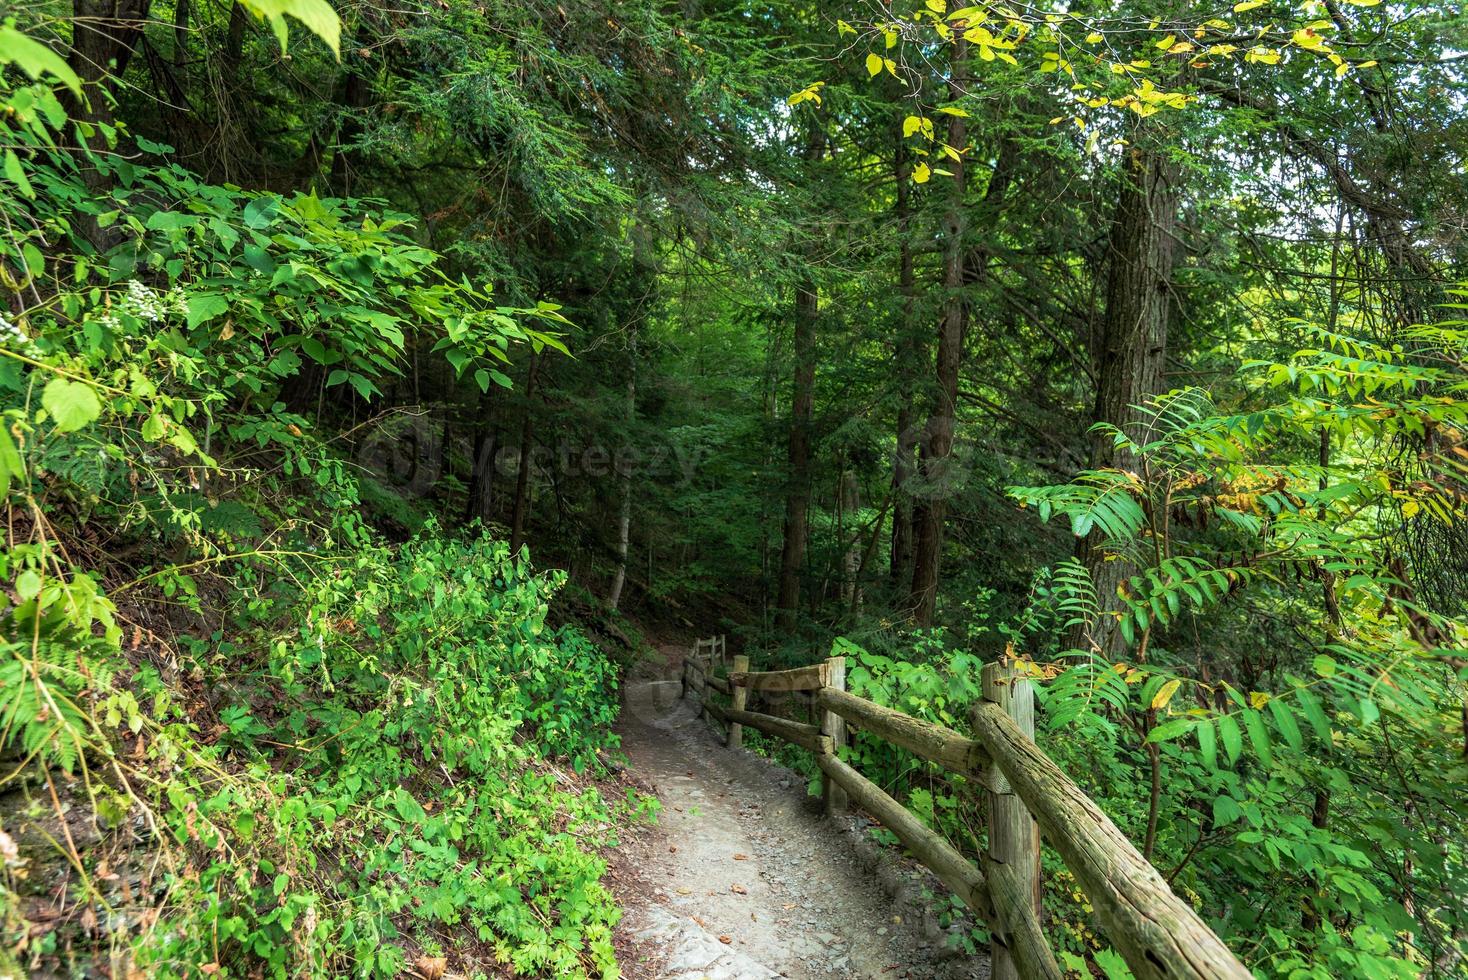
[238,0,341,56]
[3,150,34,199]
[1218,712,1242,765]
[1268,699,1303,749]
[1197,719,1217,769]
[1242,708,1273,766]
[186,294,230,328]
[0,25,82,94]
[0,424,20,497]
[41,378,102,433]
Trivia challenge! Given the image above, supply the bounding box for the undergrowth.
[2,529,640,978]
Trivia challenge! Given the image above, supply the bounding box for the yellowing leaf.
[1233,0,1265,10]
[1249,690,1271,710]
[1085,32,1103,43]
[1152,679,1182,710]
[1155,34,1177,49]
[903,115,924,137]
[912,162,931,183]
[866,52,883,76]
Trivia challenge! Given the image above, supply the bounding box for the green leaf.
[186,294,230,328]
[1217,712,1242,765]
[1212,794,1243,827]
[1147,717,1196,743]
[41,378,102,433]
[3,150,34,199]
[1242,708,1273,767]
[0,425,22,497]
[0,25,82,94]
[238,0,341,56]
[1295,688,1332,742]
[1197,719,1217,769]
[1268,698,1303,749]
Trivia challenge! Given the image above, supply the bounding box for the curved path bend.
[611,647,987,980]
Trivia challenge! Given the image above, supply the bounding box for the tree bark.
[908,38,967,626]
[68,0,153,246]
[1077,142,1180,654]
[890,129,920,587]
[608,329,637,611]
[464,385,500,524]
[508,353,541,556]
[775,276,817,632]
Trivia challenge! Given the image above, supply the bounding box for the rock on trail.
[610,647,987,980]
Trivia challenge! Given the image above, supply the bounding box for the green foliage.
[3,527,630,978]
[1007,309,1468,976]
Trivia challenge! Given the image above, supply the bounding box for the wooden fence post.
[728,654,749,748]
[820,656,849,815]
[981,660,1044,980]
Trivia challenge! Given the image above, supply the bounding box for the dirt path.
[610,647,986,980]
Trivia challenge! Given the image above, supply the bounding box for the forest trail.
[611,645,983,980]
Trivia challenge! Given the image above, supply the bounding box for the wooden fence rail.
[680,637,1250,980]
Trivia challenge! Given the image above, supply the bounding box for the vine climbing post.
[820,656,848,815]
[728,654,749,749]
[981,660,1045,980]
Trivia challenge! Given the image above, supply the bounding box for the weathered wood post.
[820,656,849,815]
[981,659,1044,980]
[728,654,750,748]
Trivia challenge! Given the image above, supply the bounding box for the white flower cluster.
[0,315,35,352]
[124,280,188,322]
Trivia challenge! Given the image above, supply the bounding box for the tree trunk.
[890,128,919,587]
[464,385,499,524]
[908,38,968,627]
[608,329,637,611]
[1077,143,1179,654]
[509,353,541,556]
[840,469,861,611]
[775,277,818,633]
[68,0,153,246]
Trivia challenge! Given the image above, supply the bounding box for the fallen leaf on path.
[676,887,692,895]
[730,884,747,894]
[718,935,732,945]
[668,845,677,853]
[732,853,748,861]
[415,956,447,980]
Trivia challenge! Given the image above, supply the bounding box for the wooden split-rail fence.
[680,636,1249,980]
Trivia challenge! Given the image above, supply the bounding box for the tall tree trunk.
[69,0,153,246]
[775,277,818,633]
[890,128,919,587]
[509,353,541,556]
[608,328,637,611]
[840,469,861,610]
[908,38,968,627]
[1077,142,1179,654]
[464,385,500,524]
